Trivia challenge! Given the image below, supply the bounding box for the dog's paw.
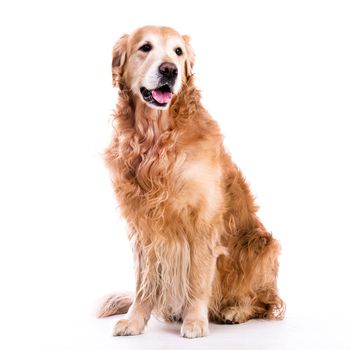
[221,306,252,324]
[113,318,145,336]
[181,319,209,338]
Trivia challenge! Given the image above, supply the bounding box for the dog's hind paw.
[221,305,253,324]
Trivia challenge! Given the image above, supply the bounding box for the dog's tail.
[96,292,134,318]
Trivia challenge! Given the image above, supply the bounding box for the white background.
[1,1,350,349]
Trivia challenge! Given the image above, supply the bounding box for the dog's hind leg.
[214,228,285,324]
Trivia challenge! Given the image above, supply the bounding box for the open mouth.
[140,84,173,107]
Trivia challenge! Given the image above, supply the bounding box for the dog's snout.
[159,62,178,79]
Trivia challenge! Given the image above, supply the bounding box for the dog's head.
[112,26,195,110]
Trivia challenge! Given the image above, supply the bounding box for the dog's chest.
[172,156,223,220]
[123,128,223,221]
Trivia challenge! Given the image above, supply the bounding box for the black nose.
[159,62,178,79]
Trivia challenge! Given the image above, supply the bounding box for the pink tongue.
[151,89,173,104]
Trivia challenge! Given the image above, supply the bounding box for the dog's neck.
[133,98,172,134]
[113,78,204,183]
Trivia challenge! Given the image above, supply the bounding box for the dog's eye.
[139,43,152,52]
[175,47,183,56]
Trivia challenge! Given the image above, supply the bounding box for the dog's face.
[112,26,195,110]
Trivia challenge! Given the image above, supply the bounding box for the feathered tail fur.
[97,292,133,318]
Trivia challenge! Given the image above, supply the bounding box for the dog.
[98,25,285,338]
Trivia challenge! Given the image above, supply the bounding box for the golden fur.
[98,26,285,338]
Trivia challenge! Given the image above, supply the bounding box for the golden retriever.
[98,25,285,338]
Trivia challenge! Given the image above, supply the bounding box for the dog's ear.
[182,35,195,78]
[112,34,129,87]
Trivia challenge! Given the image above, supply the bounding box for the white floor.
[4,309,348,350]
[94,314,349,350]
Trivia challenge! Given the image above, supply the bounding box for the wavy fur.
[99,26,285,337]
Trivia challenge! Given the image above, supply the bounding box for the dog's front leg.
[181,239,217,338]
[113,297,153,336]
[113,250,153,336]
